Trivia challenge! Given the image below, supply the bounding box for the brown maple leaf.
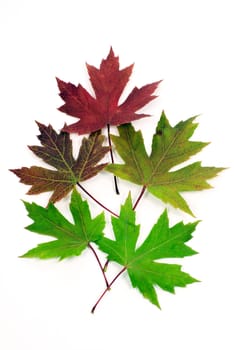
[11,122,109,203]
[57,48,161,134]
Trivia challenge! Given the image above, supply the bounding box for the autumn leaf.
[11,122,109,203]
[97,194,198,308]
[56,47,161,134]
[107,111,224,215]
[21,189,105,260]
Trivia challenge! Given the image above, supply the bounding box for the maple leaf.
[107,111,224,216]
[97,194,198,308]
[11,122,109,203]
[21,189,105,259]
[56,47,161,134]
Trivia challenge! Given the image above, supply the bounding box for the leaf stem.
[88,243,109,288]
[77,182,119,218]
[91,266,127,313]
[107,124,120,195]
[133,185,147,210]
[103,259,109,272]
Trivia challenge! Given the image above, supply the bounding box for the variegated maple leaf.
[11,122,109,203]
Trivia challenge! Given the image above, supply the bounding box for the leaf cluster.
[10,48,223,312]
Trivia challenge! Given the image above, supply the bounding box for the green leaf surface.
[22,189,105,260]
[98,194,198,307]
[107,111,224,215]
[11,123,109,203]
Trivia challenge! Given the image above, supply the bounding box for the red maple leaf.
[57,48,161,134]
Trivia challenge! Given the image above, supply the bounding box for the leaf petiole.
[133,185,147,210]
[88,243,109,288]
[77,182,119,218]
[91,266,127,313]
[103,259,109,272]
[107,124,120,195]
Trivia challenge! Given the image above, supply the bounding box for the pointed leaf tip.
[108,46,115,57]
[156,111,170,133]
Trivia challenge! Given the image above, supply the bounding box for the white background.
[1,0,234,349]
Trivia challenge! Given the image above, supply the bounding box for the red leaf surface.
[57,48,161,134]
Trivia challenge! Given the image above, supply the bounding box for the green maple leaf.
[98,194,198,308]
[107,111,224,215]
[11,122,109,203]
[21,189,105,260]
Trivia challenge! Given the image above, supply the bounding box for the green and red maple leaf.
[11,123,109,203]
